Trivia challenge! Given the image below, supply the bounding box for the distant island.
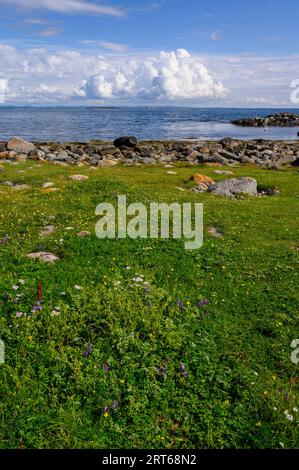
[231,112,299,127]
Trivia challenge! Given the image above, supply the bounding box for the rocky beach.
[1,135,299,169]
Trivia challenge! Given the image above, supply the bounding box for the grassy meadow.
[0,160,298,449]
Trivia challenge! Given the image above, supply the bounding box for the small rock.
[208,227,224,238]
[68,175,89,181]
[40,225,56,237]
[13,184,31,190]
[167,171,177,175]
[99,159,118,168]
[27,252,59,263]
[42,182,55,189]
[214,170,234,175]
[189,174,215,185]
[77,230,91,238]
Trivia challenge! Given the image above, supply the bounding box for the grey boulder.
[208,177,258,197]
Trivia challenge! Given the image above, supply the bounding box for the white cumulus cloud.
[83,48,228,101]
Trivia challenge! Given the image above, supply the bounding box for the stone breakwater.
[0,136,299,168]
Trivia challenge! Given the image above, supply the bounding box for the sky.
[0,0,298,106]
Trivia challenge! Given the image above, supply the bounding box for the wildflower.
[112,400,118,410]
[18,279,25,285]
[180,363,188,377]
[273,407,278,411]
[132,277,143,283]
[32,301,42,313]
[84,343,92,358]
[27,336,33,341]
[186,301,191,306]
[157,365,167,376]
[197,299,209,308]
[60,292,66,296]
[103,363,110,373]
[284,411,294,422]
[177,300,185,309]
[12,285,19,291]
[51,307,60,317]
[0,234,9,245]
[74,285,82,290]
[15,312,24,318]
[103,406,109,417]
[293,407,298,413]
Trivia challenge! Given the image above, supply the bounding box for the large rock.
[208,177,258,197]
[114,136,138,148]
[7,137,36,154]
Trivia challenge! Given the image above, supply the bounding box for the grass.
[0,160,298,449]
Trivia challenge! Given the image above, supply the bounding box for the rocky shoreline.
[231,112,299,127]
[0,136,299,169]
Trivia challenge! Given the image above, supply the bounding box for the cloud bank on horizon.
[0,0,298,106]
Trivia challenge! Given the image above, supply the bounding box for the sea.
[0,107,299,142]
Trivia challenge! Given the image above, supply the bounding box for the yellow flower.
[104,412,109,418]
[27,336,33,341]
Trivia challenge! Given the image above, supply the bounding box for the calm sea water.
[0,107,299,142]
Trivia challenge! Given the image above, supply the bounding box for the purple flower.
[157,365,167,376]
[32,301,42,313]
[103,363,110,373]
[177,300,185,309]
[180,363,188,377]
[112,400,118,410]
[84,343,92,358]
[144,285,149,295]
[0,234,9,245]
[197,299,209,309]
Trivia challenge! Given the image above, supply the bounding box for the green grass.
[0,161,298,449]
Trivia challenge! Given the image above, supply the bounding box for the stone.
[167,171,177,175]
[98,159,118,168]
[42,182,55,189]
[52,161,69,167]
[13,154,27,162]
[27,252,59,263]
[40,225,56,237]
[12,184,31,190]
[114,136,138,148]
[7,137,36,154]
[208,177,258,197]
[68,174,89,181]
[208,227,224,238]
[77,230,91,238]
[213,170,234,175]
[203,162,223,167]
[2,181,13,187]
[191,183,209,193]
[189,174,215,185]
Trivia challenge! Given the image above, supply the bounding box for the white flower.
[18,279,25,285]
[125,266,131,270]
[293,407,298,412]
[12,285,19,290]
[60,292,66,296]
[284,411,294,422]
[15,312,24,318]
[74,285,82,290]
[132,277,143,283]
[273,407,277,411]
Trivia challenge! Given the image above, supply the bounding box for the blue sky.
[0,0,298,106]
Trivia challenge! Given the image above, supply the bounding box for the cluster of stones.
[0,135,299,168]
[231,112,299,127]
